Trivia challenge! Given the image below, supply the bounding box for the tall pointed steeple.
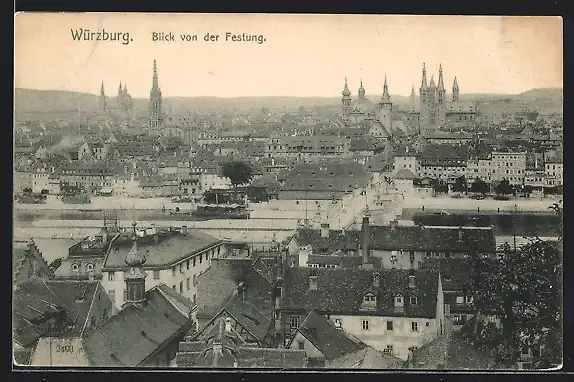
[100,81,107,112]
[438,64,445,90]
[118,81,123,97]
[358,79,365,98]
[421,63,428,90]
[381,74,391,104]
[123,84,128,94]
[452,76,460,102]
[149,59,164,129]
[410,85,416,103]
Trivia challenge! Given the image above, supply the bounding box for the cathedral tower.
[436,64,447,128]
[452,76,459,102]
[410,85,416,105]
[341,77,351,123]
[149,59,164,129]
[419,63,430,135]
[377,74,392,132]
[100,81,106,112]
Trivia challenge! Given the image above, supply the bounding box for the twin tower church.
[341,63,477,137]
[98,59,165,129]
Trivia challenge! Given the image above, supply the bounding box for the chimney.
[361,216,371,267]
[373,272,380,287]
[298,245,311,267]
[409,275,416,288]
[320,223,330,238]
[224,316,232,333]
[181,225,188,235]
[390,219,398,230]
[309,275,318,291]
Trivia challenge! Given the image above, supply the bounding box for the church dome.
[350,97,375,114]
[125,238,147,267]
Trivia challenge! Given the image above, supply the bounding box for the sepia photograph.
[13,13,563,370]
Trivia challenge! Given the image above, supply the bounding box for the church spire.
[118,81,123,97]
[410,85,416,103]
[452,76,460,102]
[101,81,105,96]
[100,81,106,112]
[438,64,445,90]
[342,77,351,97]
[421,63,428,90]
[381,74,391,104]
[152,59,159,93]
[358,79,365,98]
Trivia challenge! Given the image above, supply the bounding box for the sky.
[15,13,563,98]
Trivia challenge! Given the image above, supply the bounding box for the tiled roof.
[394,169,416,180]
[223,295,274,342]
[409,331,491,370]
[293,225,496,253]
[103,230,222,269]
[292,310,365,360]
[13,279,101,347]
[196,258,274,321]
[82,285,194,366]
[326,346,404,369]
[420,258,473,292]
[281,268,439,318]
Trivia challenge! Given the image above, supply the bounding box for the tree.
[468,201,563,369]
[222,161,254,187]
[495,179,513,195]
[470,177,490,195]
[452,175,467,193]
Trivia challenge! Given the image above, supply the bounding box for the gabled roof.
[326,346,404,369]
[290,310,365,360]
[292,225,496,254]
[82,284,194,366]
[13,279,102,347]
[281,268,439,318]
[394,169,416,180]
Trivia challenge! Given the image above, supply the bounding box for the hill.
[14,87,563,116]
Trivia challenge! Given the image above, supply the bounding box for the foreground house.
[175,316,307,368]
[13,239,54,286]
[13,278,113,365]
[278,266,446,361]
[287,310,403,369]
[27,239,197,367]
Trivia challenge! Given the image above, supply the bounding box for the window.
[153,270,160,280]
[387,321,394,331]
[385,345,394,356]
[364,294,376,303]
[445,252,451,258]
[409,251,415,263]
[411,322,418,332]
[172,268,176,277]
[179,263,183,273]
[290,316,299,329]
[193,294,196,304]
[456,296,464,304]
[193,275,197,286]
[362,320,369,330]
[297,340,305,350]
[179,281,183,293]
[172,285,176,290]
[200,254,203,264]
[334,318,342,328]
[186,278,190,290]
[410,296,418,305]
[193,257,196,267]
[521,347,530,355]
[109,289,115,304]
[108,272,115,281]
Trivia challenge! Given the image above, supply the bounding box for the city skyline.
[15,13,563,98]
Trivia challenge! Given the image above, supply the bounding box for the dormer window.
[410,296,418,305]
[363,293,377,304]
[71,263,80,272]
[394,295,404,313]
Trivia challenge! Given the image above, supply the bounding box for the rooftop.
[82,284,195,367]
[281,268,439,318]
[103,229,222,269]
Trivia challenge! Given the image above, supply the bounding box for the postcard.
[13,13,563,371]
